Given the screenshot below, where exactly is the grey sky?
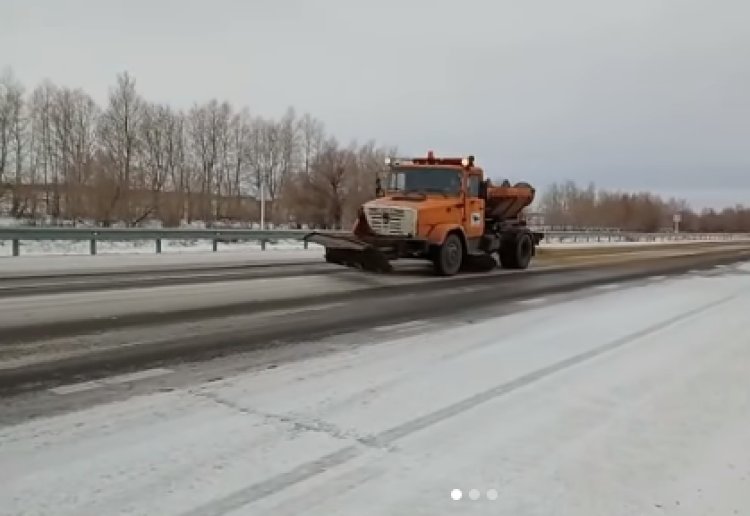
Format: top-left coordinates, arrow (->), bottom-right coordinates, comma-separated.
2,0 -> 748,209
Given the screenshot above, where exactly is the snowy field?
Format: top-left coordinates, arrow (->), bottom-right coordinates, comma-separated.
2,261 -> 750,515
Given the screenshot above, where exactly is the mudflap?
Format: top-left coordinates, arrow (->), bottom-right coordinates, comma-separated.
304,232 -> 394,273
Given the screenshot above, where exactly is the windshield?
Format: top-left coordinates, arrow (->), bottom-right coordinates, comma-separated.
387,167 -> 462,196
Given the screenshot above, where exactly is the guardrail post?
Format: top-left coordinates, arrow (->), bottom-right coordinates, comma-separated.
90,239 -> 97,255
304,239 -> 308,249
155,239 -> 162,254
261,239 -> 267,251
12,239 -> 20,257
212,239 -> 218,252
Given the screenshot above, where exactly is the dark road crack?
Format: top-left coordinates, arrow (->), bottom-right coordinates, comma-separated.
191,390 -> 392,452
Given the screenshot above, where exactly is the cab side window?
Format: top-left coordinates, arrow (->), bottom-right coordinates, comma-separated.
468,175 -> 480,197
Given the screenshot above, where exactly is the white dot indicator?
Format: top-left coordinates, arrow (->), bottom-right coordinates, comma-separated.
451,489 -> 462,501
469,489 -> 480,500
487,488 -> 499,501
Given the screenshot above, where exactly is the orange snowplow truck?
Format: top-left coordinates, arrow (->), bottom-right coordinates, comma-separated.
304,151 -> 544,276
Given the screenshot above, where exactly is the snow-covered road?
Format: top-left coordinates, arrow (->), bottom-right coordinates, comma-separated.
2,262 -> 750,515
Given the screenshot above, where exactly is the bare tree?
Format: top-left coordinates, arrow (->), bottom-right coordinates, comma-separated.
8,70 -> 750,233
229,108 -> 252,199
50,87 -> 98,220
297,112 -> 324,176
309,138 -> 352,228
97,71 -> 145,225
141,102 -> 183,223
5,77 -> 26,216
28,81 -> 59,216
187,100 -> 232,222
0,69 -> 23,197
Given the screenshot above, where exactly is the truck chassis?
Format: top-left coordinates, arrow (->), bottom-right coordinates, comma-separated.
305,218 -> 543,275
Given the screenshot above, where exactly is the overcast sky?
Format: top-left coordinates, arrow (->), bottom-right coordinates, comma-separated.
2,0 -> 748,209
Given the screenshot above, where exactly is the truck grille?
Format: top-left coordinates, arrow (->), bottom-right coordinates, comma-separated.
365,206 -> 415,236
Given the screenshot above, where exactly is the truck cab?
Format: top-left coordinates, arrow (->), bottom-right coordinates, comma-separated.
364,152 -> 487,248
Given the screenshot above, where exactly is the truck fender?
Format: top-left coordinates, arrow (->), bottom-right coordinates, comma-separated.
425,224 -> 466,247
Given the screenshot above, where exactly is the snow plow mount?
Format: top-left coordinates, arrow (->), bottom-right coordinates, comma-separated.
304,232 -> 394,273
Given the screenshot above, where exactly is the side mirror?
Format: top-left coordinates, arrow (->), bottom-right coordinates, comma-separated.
479,180 -> 488,199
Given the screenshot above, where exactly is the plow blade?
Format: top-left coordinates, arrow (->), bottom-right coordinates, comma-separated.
304,232 -> 393,273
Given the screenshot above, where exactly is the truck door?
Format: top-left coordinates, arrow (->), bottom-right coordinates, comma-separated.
465,173 -> 484,240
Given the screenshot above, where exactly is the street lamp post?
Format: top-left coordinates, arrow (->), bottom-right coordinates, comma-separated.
260,179 -> 265,230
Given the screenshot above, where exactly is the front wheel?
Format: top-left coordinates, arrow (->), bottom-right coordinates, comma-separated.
433,233 -> 464,276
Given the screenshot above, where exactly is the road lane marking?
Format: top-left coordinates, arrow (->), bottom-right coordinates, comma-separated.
596,283 -> 622,290
373,320 -> 428,332
259,302 -> 347,319
278,303 -> 346,316
49,367 -> 173,395
49,380 -> 102,395
517,297 -> 547,306
100,367 -> 173,385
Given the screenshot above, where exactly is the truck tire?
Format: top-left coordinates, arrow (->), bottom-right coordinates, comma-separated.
325,249 -> 340,264
499,232 -> 533,269
433,233 -> 464,276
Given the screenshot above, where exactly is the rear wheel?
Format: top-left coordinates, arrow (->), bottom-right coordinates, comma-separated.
433,233 -> 464,276
499,232 -> 534,269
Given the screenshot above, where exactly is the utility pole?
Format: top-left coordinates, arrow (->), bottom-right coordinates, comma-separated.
260,178 -> 265,230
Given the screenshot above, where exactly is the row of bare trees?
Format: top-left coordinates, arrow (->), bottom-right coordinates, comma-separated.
0,68 -> 394,228
536,181 -> 750,232
2,68 -> 748,232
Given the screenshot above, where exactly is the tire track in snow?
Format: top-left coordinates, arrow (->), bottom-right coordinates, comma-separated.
178,292 -> 739,516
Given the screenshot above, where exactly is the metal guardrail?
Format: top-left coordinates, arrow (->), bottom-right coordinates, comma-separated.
0,228 -> 312,256
0,227 -> 748,257
539,231 -> 750,244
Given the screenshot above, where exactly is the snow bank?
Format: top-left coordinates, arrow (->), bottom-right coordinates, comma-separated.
0,247 -> 326,276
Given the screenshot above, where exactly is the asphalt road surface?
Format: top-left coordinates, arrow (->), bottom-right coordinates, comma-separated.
1,240 -> 748,297
2,258 -> 749,515
2,242 -> 750,392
